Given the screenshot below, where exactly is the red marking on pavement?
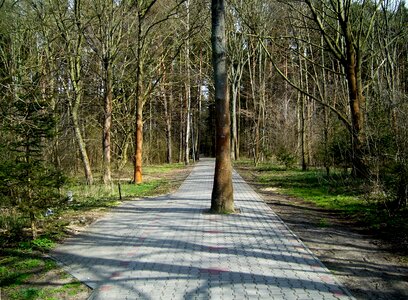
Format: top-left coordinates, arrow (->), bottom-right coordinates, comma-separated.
334,291 -> 344,296
127,252 -> 136,257
199,267 -> 229,275
100,285 -> 112,291
321,275 -> 334,283
119,261 -> 130,267
204,230 -> 222,234
206,246 -> 226,251
110,271 -> 121,278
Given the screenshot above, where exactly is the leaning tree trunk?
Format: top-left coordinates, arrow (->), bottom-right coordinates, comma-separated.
66,0 -> 93,185
71,105 -> 94,185
211,0 -> 234,213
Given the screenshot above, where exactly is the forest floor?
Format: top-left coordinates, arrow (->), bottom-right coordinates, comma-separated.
235,164 -> 408,300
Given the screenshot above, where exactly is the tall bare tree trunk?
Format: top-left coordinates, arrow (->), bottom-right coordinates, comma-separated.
184,0 -> 191,165
69,0 -> 93,185
102,60 -> 113,184
134,97 -> 143,184
231,60 -> 244,161
344,28 -> 368,178
211,0 -> 234,213
134,15 -> 144,184
162,61 -> 173,164
195,50 -> 203,161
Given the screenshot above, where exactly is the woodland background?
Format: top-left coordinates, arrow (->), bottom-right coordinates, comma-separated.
0,0 -> 407,239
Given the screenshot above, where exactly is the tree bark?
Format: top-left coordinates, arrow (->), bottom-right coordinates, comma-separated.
134,97 -> 143,183
184,0 -> 191,165
163,76 -> 172,164
71,106 -> 93,185
102,59 -> 113,184
211,0 -> 234,213
195,49 -> 203,161
68,0 -> 93,185
344,27 -> 369,178
133,11 -> 144,184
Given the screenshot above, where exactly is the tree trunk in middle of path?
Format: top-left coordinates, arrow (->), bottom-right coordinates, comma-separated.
210,0 -> 234,214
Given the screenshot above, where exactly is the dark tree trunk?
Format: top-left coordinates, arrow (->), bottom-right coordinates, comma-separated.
211,0 -> 234,213
344,29 -> 369,179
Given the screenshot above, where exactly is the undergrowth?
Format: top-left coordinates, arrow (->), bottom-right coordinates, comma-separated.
235,160 -> 408,251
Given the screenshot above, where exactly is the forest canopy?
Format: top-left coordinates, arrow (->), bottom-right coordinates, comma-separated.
0,0 -> 407,239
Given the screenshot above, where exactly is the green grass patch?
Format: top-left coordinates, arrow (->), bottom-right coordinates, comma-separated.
143,162 -> 185,174
318,218 -> 330,228
8,287 -> 41,300
6,282 -> 84,300
235,160 -> 408,236
249,163 -> 366,213
0,250 -> 53,288
0,248 -> 86,300
63,162 -> 187,208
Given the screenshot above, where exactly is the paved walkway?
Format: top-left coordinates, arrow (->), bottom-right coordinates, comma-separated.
52,159 -> 354,300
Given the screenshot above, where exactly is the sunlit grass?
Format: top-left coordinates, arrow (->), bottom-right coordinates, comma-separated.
236,160 -> 408,245
234,160 -> 386,225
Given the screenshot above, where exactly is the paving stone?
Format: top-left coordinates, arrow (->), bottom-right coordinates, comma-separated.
51,158 -> 354,300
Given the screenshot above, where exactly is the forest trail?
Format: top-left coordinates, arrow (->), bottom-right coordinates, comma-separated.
52,158 -> 354,299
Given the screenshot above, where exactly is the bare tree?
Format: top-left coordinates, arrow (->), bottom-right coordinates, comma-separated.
211,0 -> 234,213
53,0 -> 94,184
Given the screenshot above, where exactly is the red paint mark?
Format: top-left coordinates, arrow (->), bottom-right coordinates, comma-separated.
110,271 -> 121,278
334,291 -> 344,296
321,275 -> 334,283
199,267 -> 229,275
204,230 -> 222,234
206,246 -> 225,251
127,252 -> 136,257
100,285 -> 112,291
119,261 -> 130,267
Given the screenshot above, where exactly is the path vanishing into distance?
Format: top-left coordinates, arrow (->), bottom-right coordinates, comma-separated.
52,158 -> 354,300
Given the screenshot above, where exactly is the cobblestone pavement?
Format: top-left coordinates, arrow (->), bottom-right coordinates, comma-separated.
52,159 -> 354,300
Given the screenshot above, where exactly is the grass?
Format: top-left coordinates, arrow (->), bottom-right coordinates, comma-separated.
1,248 -> 56,290
63,162 -> 186,205
236,160 -> 365,210
5,281 -> 85,300
235,160 -> 408,240
0,161 -> 191,299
